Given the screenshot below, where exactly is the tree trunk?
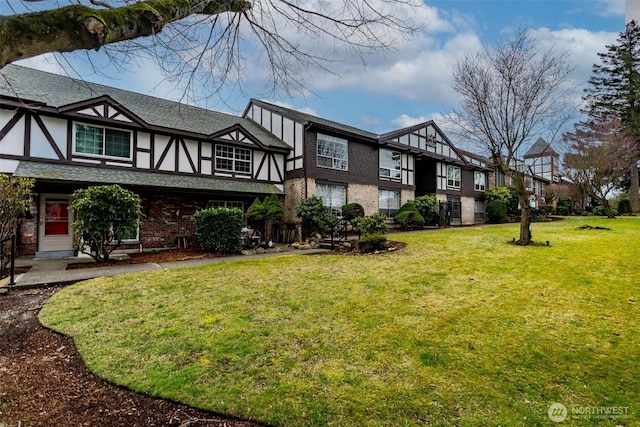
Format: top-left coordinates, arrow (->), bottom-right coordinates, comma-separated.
630,161 -> 640,212
0,0 -> 251,68
518,203 -> 533,245
602,200 -> 617,218
515,174 -> 532,245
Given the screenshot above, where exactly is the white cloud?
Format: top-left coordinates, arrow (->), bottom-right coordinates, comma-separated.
15,53 -> 65,75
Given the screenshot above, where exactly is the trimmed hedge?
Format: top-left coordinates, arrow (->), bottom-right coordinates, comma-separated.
194,207 -> 243,254
487,200 -> 507,223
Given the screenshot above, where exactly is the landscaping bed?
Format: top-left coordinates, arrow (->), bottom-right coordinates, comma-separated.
0,286 -> 263,427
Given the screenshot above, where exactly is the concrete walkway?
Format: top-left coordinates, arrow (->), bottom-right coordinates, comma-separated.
2,248 -> 329,292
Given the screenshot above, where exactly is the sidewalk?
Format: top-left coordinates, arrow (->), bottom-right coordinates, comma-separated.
2,248 -> 329,292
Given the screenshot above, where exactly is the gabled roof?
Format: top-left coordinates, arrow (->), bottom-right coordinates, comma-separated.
524,137 -> 558,158
0,65 -> 289,151
247,99 -> 378,141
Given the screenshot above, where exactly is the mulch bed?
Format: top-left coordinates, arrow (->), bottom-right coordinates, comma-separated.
0,287 -> 264,427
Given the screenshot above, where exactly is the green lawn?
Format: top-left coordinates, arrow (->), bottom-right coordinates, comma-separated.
40,217 -> 640,426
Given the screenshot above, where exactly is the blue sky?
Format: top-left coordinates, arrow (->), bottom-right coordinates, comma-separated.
15,0 -> 629,148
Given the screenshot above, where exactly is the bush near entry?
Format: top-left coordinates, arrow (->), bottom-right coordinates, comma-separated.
194,207 -> 243,254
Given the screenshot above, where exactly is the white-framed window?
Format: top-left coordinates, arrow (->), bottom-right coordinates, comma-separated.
216,145 -> 251,173
206,200 -> 245,210
317,134 -> 348,170
496,171 -> 506,187
474,171 -> 486,191
74,123 -> 131,159
316,184 -> 346,216
379,190 -> 400,218
447,165 -> 461,189
379,149 -> 401,179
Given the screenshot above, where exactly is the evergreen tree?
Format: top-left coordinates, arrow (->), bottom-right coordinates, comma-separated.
584,20 -> 640,211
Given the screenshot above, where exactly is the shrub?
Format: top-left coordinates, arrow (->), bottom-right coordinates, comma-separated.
263,194 -> 285,221
592,205 -> 617,217
70,184 -> 142,263
355,233 -> 387,253
618,199 -> 632,215
194,207 -> 243,254
296,196 -> 337,238
394,210 -> 425,230
341,203 -> 365,221
484,186 -> 519,215
537,203 -> 555,216
557,197 -> 574,215
486,200 -> 507,223
245,197 -> 266,221
413,195 -> 439,224
351,213 -> 388,235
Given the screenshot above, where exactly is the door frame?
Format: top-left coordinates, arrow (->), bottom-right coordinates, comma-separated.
37,193 -> 74,255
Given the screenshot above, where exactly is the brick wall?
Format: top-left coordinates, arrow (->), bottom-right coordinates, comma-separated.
139,195 -> 207,249
348,183 -> 379,215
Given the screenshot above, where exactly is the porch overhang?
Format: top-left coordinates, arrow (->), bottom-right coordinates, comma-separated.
13,161 -> 283,195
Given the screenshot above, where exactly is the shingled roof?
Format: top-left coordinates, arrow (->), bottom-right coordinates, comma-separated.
524,137 -> 558,158
13,161 -> 283,195
0,65 -> 289,150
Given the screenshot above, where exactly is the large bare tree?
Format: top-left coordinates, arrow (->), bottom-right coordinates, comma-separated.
0,0 -> 421,100
449,29 -> 576,245
563,117 -> 634,218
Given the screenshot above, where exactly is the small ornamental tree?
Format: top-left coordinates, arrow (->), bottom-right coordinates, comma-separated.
194,207 -> 243,254
70,184 -> 142,263
341,203 -> 365,221
0,175 -> 34,242
295,196 -> 336,239
1,175 -> 34,273
263,194 -> 285,242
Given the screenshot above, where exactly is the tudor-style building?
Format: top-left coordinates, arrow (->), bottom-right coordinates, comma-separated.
1,65 -> 493,257
243,100 -> 491,226
0,65 -> 287,257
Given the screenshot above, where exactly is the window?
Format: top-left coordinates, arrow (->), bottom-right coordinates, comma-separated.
317,134 -> 348,170
474,200 -> 485,222
118,225 -> 139,243
379,190 -> 400,218
447,165 -> 461,189
216,145 -> 251,173
206,200 -> 245,210
496,171 -> 506,187
74,123 -> 131,159
379,149 -> 401,179
316,184 -> 346,216
474,171 -> 486,191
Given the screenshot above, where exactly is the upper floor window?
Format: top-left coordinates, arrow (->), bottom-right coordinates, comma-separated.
379,149 -> 401,179
74,123 -> 131,159
447,165 -> 461,190
474,171 -> 486,191
216,145 -> 251,173
316,184 -> 346,216
317,134 -> 348,170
